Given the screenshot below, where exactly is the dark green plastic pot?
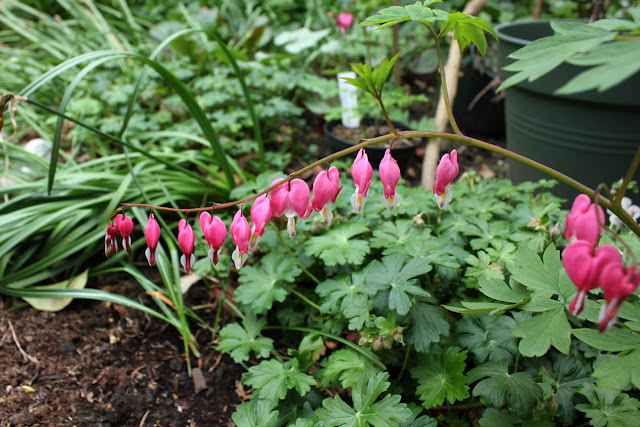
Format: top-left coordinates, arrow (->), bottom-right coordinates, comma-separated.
496,20 -> 640,202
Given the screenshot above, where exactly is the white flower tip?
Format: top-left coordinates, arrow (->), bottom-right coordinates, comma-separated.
435,186 -> 453,209
351,192 -> 367,213
321,206 -> 333,226
287,217 -> 297,238
232,246 -> 247,270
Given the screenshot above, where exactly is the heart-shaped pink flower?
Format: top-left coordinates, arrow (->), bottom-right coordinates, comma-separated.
433,149 -> 459,209
309,166 -> 342,225
351,148 -> 373,213
563,240 -> 621,315
564,194 -> 605,247
269,178 -> 310,237
178,219 -> 196,272
599,263 -> 640,332
199,212 -> 227,265
379,149 -> 401,211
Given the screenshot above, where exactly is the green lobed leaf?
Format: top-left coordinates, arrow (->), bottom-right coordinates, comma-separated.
478,408 -> 514,427
320,348 -> 379,389
591,350 -> 640,390
440,12 -> 497,56
467,360 -> 542,418
242,358 -> 316,402
364,253 -> 431,316
305,222 -> 370,266
512,305 -> 572,356
576,383 -> 640,427
572,327 -> 640,352
456,314 -> 518,363
231,399 -> 279,427
216,316 -> 274,363
316,372 -> 411,426
406,300 -> 450,352
358,1 -> 447,30
235,252 -> 302,314
498,23 -> 616,91
411,347 -> 469,408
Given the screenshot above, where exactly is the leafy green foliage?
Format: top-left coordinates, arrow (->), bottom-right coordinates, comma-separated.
345,52 -> 402,98
305,222 -> 371,266
235,252 -> 302,314
439,12 -> 497,56
406,299 -> 450,352
510,244 -> 574,356
364,253 -> 431,316
242,358 -> 316,402
411,347 -> 469,408
536,353 -> 593,425
320,348 -> 380,389
576,383 -> 640,427
358,0 -> 496,55
216,316 -> 274,363
316,372 -> 411,426
456,314 -> 518,363
499,11 -> 640,94
468,360 -> 542,418
231,399 -> 279,427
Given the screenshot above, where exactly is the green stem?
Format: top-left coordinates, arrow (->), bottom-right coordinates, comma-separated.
376,97 -> 401,138
272,222 -> 321,285
277,283 -> 321,312
264,325 -> 386,370
397,343 -> 412,381
429,26 -> 462,135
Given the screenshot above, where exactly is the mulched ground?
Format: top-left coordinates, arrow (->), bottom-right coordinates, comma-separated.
0,273 -> 243,427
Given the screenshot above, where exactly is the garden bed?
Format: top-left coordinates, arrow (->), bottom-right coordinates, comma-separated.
0,274 -> 242,426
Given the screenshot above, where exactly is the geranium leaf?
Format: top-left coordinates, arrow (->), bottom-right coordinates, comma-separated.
411,347 -> 469,408
231,399 -> 279,427
305,222 -> 370,266
216,316 -> 274,363
316,372 -> 411,426
235,252 -> 301,314
512,305 -> 572,356
468,360 -> 542,418
456,314 -> 518,363
591,350 -> 640,390
576,383 -> 640,427
243,358 -> 316,401
320,348 -> 380,389
406,300 -> 450,352
364,253 -> 431,315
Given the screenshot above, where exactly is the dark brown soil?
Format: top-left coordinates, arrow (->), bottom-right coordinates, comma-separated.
0,273 -> 243,426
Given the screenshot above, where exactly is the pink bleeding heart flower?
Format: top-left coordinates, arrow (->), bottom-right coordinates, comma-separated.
269,178 -> 310,238
115,214 -> 134,254
199,212 -> 227,265
336,12 -> 354,32
250,194 -> 272,249
178,219 -> 196,272
351,148 -> 373,213
230,210 -> 252,270
598,262 -> 640,332
379,149 -> 401,211
145,213 -> 161,267
565,194 -> 605,247
563,241 -> 622,316
309,166 -> 343,226
433,149 -> 459,209
104,224 -> 118,257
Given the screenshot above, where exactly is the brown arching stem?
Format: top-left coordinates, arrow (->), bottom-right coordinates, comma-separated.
112,129 -> 640,240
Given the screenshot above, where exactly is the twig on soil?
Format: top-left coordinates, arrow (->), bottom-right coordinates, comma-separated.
8,320 -> 39,364
209,352 -> 223,373
139,410 -> 150,427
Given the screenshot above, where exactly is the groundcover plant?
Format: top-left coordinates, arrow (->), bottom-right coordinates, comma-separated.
2,1 -> 640,426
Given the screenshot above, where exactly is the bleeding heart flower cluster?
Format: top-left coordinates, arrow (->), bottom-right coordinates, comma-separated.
105,148 -> 443,273
562,194 -> 640,332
